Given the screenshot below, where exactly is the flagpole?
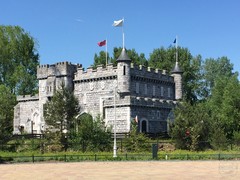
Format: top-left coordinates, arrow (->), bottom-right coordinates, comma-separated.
106,38 -> 108,66
122,18 -> 124,49
175,35 -> 178,63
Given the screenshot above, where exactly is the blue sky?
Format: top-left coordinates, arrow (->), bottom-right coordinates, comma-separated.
1,0 -> 240,73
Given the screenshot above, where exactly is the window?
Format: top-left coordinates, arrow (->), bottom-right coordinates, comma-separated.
123,65 -> 126,75
160,86 -> 164,96
157,110 -> 162,119
153,85 -> 156,96
167,87 -> 171,98
144,84 -> 147,95
136,82 -> 139,94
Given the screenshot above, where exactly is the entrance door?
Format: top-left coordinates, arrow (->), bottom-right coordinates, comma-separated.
141,120 -> 147,133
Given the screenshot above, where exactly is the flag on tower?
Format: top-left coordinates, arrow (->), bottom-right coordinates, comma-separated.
173,38 -> 176,43
98,40 -> 106,47
113,19 -> 123,27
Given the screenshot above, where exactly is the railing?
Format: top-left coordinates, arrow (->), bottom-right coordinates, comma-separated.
1,153 -> 240,164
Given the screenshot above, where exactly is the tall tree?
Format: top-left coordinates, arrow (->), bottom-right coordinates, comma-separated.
0,26 -> 39,95
93,51 -> 110,68
208,74 -> 240,139
93,47 -> 148,68
170,101 -> 210,150
0,85 -> 16,144
149,47 -> 203,103
44,84 -> 80,146
202,57 -> 235,98
70,114 -> 112,152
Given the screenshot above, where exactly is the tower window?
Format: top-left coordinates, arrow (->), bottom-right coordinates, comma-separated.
153,85 -> 156,96
123,65 -> 126,75
161,86 -> 164,96
167,87 -> 171,98
136,82 -> 139,94
144,84 -> 147,95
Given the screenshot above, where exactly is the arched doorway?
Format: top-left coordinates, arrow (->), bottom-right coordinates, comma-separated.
32,111 -> 40,134
141,120 -> 147,133
140,118 -> 148,133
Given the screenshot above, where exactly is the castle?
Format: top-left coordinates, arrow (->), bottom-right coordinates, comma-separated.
13,48 -> 183,135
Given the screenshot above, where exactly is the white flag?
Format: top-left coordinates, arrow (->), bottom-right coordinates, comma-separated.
113,19 -> 123,27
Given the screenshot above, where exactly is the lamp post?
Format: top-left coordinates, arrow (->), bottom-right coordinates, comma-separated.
63,129 -> 68,152
113,87 -> 117,158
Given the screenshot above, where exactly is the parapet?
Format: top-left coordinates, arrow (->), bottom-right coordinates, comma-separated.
37,61 -> 82,79
130,63 -> 173,82
17,94 -> 39,102
74,63 -> 117,81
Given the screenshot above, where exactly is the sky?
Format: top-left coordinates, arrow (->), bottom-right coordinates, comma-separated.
1,0 -> 240,74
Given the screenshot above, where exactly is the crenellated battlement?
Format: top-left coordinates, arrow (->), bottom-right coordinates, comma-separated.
17,94 -> 39,102
130,63 -> 173,82
74,63 -> 117,81
37,61 -> 82,79
74,62 -> 174,82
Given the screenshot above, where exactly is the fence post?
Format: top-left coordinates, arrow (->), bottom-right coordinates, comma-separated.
152,144 -> 158,159
32,155 -> 35,163
95,154 -> 97,161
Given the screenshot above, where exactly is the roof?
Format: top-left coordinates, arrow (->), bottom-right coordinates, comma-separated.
171,62 -> 183,74
117,48 -> 131,62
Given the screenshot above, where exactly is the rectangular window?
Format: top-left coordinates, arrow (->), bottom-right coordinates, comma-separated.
123,65 -> 126,75
167,87 -> 171,98
161,86 -> 164,96
153,85 -> 156,96
136,82 -> 139,94
144,84 -> 147,95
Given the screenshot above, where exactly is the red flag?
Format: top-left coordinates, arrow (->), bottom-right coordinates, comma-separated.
98,40 -> 106,47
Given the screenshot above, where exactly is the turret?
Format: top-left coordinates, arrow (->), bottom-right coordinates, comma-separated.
117,48 -> 131,93
171,61 -> 183,100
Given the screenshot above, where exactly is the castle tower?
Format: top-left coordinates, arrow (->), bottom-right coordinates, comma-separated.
117,48 -> 131,93
171,61 -> 183,100
37,62 -> 80,131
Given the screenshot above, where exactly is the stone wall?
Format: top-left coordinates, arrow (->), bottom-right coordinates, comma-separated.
13,58 -> 181,135
13,97 -> 40,134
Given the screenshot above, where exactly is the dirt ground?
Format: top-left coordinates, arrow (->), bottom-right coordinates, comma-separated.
0,161 -> 239,179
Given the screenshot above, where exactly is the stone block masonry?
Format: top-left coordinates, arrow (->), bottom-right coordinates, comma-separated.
13,49 -> 182,135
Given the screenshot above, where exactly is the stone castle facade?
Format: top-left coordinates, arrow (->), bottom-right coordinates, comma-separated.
13,48 -> 183,135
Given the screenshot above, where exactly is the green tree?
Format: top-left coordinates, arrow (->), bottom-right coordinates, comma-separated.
70,114 -> 112,152
113,47 -> 148,66
208,74 -> 240,139
202,57 -> 235,98
93,51 -> 110,68
170,101 -> 210,150
149,47 -> 203,103
0,25 -> 39,95
210,125 -> 228,150
124,120 -> 151,152
93,47 -> 148,68
44,84 -> 80,147
0,85 -> 16,144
